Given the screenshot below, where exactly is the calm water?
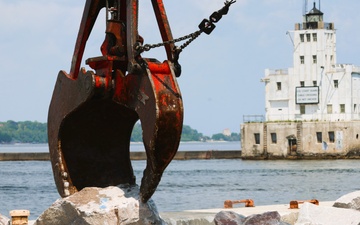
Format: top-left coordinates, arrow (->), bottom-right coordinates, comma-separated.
1,143 -> 360,220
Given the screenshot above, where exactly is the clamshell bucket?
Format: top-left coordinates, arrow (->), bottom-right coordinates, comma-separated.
48,0 -> 183,203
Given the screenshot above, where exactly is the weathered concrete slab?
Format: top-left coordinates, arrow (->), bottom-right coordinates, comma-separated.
295,202 -> 360,225
161,202 -> 334,225
0,151 -> 241,161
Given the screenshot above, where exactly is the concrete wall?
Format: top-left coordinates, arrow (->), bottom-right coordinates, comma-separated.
241,123 -> 265,158
0,151 -> 242,161
241,121 -> 360,159
266,122 -> 298,156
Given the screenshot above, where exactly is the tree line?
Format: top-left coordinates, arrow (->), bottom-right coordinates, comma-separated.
0,121 -> 240,144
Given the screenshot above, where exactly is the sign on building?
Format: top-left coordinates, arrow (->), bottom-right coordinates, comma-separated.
295,86 -> 319,104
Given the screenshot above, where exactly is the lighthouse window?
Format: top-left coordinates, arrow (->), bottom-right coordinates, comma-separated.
306,33 -> 311,42
271,133 -> 277,144
300,34 -> 304,42
300,56 -> 304,64
340,104 -> 345,113
254,133 -> 260,144
276,82 -> 282,90
313,80 -> 317,86
313,55 -> 317,64
316,132 -> 322,143
312,33 -> 317,42
300,81 -> 305,87
328,132 -> 335,143
334,80 -> 338,88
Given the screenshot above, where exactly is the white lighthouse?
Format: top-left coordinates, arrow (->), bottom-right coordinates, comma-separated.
264,2 -> 360,122
241,2 -> 360,159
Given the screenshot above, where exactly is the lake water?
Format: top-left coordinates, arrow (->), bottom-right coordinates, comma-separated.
1,143 -> 360,220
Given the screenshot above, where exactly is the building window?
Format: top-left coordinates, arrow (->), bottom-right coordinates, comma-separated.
276,82 -> 281,91
312,33 -> 317,42
300,81 -> 305,87
328,131 -> 335,143
300,56 -> 304,64
306,33 -> 311,42
254,133 -> 260,144
271,133 -> 277,144
300,105 -> 305,114
340,104 -> 345,113
334,80 -> 338,88
327,104 -> 332,113
354,104 -> 357,113
300,34 -> 304,42
316,132 -> 322,143
313,80 -> 317,86
313,55 -> 317,64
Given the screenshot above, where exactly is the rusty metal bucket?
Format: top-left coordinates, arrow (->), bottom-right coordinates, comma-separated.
48,0 -> 183,203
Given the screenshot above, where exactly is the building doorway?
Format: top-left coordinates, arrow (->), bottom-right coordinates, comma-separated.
286,135 -> 297,155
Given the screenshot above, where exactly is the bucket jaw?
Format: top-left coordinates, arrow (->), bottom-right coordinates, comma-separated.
48,0 -> 183,203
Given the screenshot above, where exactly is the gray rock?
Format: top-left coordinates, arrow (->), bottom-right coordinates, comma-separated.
34,185 -> 165,225
280,212 -> 298,225
214,210 -> 246,225
242,211 -> 288,225
213,211 -> 289,225
0,213 -> 9,225
295,202 -> 360,225
333,190 -> 360,210
162,211 -> 215,225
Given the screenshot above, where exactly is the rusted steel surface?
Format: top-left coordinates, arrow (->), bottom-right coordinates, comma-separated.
289,199 -> 319,209
48,0 -> 182,203
224,199 -> 255,208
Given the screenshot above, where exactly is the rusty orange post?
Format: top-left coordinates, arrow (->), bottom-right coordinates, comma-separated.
289,199 -> 319,209
224,199 -> 255,208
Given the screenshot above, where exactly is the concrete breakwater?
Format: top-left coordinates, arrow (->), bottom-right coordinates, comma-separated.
0,150 -> 241,161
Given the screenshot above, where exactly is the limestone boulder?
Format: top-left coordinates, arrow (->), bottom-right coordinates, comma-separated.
213,210 -> 245,225
0,213 -> 9,225
214,211 -> 289,225
34,185 -> 165,225
242,211 -> 289,225
333,190 -> 360,210
295,202 -> 360,225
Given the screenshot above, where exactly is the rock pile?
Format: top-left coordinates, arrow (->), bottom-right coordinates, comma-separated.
213,191 -> 360,225
33,185 -> 165,225
3,189 -> 360,224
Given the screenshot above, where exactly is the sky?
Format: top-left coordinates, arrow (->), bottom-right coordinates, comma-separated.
1,0 -> 360,136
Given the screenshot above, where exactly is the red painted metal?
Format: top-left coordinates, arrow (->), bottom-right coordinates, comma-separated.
289,199 -> 319,209
48,0 -> 183,203
224,199 -> 255,208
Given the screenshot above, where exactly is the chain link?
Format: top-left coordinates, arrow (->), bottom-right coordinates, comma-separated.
136,0 -> 235,55
137,30 -> 202,54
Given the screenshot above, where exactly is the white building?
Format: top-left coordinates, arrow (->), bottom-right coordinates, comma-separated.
241,3 -> 360,159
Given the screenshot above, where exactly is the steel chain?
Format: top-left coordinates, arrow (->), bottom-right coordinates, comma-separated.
136,0 -> 235,55
138,30 -> 202,53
